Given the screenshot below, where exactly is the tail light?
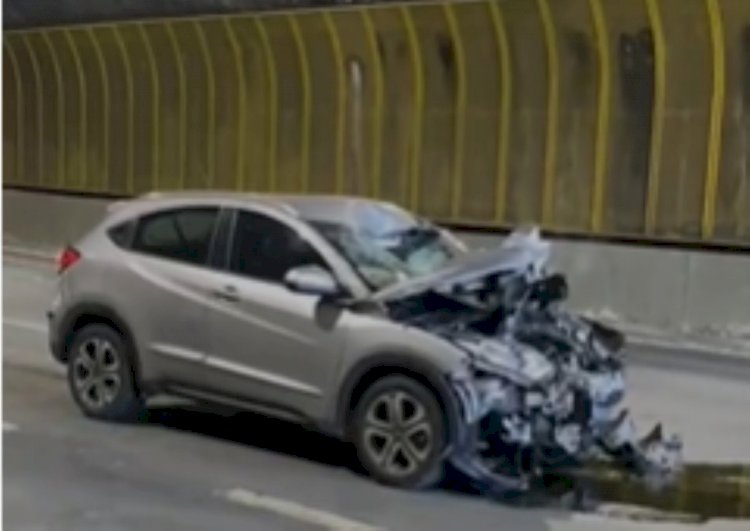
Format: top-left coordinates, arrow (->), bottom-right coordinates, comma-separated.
57,246 -> 81,274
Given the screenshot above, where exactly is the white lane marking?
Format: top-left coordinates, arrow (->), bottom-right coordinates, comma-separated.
3,318 -> 47,334
224,488 -> 384,531
3,422 -> 19,432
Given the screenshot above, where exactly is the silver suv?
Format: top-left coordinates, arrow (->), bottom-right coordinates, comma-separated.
49,192 -> 473,489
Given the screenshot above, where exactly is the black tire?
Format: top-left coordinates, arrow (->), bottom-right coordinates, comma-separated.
67,324 -> 143,422
351,375 -> 446,490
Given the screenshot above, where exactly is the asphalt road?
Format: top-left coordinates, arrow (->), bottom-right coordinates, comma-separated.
4,257 -> 750,531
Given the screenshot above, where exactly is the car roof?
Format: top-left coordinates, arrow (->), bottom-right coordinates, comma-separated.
108,191 -> 418,232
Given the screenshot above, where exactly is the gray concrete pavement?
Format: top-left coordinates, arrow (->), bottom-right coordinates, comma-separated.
4,257 -> 750,530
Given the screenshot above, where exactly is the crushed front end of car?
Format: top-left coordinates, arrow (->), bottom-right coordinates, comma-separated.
446,316 -> 683,495
383,228 -> 683,495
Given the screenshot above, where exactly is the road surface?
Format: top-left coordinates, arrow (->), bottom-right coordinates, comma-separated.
4,257 -> 750,530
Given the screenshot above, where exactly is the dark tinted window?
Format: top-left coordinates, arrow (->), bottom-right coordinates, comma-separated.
133,208 -> 219,265
108,221 -> 135,248
230,211 -> 327,282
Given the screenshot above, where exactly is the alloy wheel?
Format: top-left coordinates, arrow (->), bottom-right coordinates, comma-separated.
72,337 -> 123,411
361,390 -> 434,478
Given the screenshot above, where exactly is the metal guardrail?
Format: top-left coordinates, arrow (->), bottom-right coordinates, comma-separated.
3,0 -> 750,245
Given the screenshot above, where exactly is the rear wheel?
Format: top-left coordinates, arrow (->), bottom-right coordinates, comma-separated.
351,375 -> 446,490
67,324 -> 143,422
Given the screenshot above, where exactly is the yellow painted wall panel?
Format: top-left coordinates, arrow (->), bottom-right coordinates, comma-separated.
227,16 -> 275,192
71,28 -> 107,192
600,0 -> 651,235
47,29 -> 86,191
3,39 -> 20,185
714,0 -> 750,239
656,0 -> 713,239
502,0 -> 548,226
409,4 -> 453,219
198,19 -> 240,191
116,24 -> 157,194
546,0 -> 598,231
90,27 -> 128,195
368,7 -> 410,206
3,0 -> 750,246
263,16 -> 304,193
298,13 -> 338,195
10,36 -> 38,188
329,10 -> 375,196
454,1 -> 503,222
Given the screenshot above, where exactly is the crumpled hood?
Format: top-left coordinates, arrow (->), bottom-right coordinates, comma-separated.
373,227 -> 550,302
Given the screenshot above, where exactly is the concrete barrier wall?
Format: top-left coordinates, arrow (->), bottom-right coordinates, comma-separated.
463,231 -> 750,338
3,189 -> 110,251
5,189 -> 749,338
4,0 -> 750,246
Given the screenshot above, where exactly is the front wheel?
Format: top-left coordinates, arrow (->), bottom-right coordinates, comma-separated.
351,375 -> 446,490
67,324 -> 143,422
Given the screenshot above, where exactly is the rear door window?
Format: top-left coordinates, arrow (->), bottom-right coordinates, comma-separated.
132,208 -> 219,266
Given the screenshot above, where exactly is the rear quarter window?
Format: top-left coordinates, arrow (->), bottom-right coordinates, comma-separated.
107,221 -> 135,249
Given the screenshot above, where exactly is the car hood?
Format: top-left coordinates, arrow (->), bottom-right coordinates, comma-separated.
373,227 -> 550,302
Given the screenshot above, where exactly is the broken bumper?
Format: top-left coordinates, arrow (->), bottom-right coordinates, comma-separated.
445,370 -> 684,494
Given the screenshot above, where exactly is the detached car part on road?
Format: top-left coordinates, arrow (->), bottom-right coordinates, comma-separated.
48,192 -> 683,494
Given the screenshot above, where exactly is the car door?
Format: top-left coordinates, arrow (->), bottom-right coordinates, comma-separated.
204,209 -> 350,419
122,206 -> 222,387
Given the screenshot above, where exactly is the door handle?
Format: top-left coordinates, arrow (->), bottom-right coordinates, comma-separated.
211,285 -> 240,303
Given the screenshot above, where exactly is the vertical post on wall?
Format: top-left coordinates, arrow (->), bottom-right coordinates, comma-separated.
138,24 -> 161,193
42,31 -> 65,189
21,33 -> 44,187
488,2 -> 512,223
644,0 -> 667,235
739,33 -> 750,239
289,15 -> 312,193
224,18 -> 248,191
537,0 -> 560,226
194,21 -> 217,189
348,58 -> 366,195
88,28 -> 110,192
113,26 -> 135,194
443,3 -> 468,220
4,37 -> 23,186
165,22 -> 187,190
703,0 -> 726,239
400,5 -> 424,212
254,18 -> 278,193
323,12 -> 346,195
588,0 -> 612,232
64,29 -> 87,190
360,8 -> 384,198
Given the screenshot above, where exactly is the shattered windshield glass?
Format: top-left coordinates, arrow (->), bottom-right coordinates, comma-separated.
310,221 -> 458,289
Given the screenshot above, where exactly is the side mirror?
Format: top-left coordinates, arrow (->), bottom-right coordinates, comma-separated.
283,265 -> 341,297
